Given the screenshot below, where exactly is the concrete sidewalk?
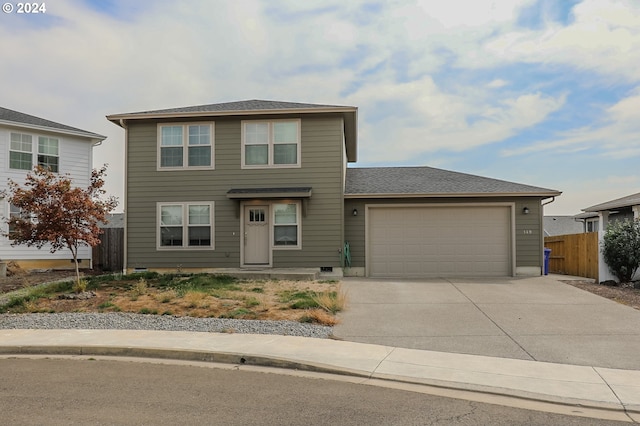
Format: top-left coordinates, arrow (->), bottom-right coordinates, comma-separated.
0,329 -> 638,422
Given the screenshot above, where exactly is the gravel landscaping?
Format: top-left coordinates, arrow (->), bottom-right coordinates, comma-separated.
0,312 -> 333,338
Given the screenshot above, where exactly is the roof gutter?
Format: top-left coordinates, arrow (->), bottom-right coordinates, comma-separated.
542,196 -> 556,206
344,192 -> 562,199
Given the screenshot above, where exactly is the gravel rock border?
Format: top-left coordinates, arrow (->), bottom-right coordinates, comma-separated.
0,312 -> 333,339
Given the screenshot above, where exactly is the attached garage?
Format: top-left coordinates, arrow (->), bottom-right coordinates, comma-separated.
344,167 -> 562,278
367,205 -> 513,277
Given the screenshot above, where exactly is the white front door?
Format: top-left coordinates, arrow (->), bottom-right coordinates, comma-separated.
244,205 -> 270,265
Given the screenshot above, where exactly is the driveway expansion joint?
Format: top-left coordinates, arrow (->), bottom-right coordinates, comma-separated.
445,278 -> 537,362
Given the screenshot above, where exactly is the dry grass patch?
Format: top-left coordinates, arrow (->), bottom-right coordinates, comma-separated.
313,283 -> 347,314
155,289 -> 177,303
1,273 -> 346,326
300,308 -> 340,326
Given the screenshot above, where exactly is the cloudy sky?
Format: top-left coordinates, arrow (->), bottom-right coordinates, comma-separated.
1,0 -> 639,215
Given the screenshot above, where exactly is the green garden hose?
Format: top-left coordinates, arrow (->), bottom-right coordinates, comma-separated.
344,241 -> 351,267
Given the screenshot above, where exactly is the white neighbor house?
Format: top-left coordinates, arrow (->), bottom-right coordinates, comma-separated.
0,107 -> 106,270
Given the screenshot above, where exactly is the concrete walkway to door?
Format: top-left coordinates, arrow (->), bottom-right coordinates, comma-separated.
333,275 -> 640,370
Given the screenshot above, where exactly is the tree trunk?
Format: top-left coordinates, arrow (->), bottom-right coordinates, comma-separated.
68,242 -> 80,286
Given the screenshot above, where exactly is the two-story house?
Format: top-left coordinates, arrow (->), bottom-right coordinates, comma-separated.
0,107 -> 106,270
107,100 -> 560,278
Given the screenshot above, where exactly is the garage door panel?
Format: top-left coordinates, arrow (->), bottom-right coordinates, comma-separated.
368,206 -> 511,277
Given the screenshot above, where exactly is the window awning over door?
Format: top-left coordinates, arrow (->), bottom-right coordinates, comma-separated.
226,187 -> 312,199
226,187 -> 312,217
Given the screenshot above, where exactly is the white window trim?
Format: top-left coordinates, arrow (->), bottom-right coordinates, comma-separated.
8,132 -> 61,173
241,119 -> 301,169
37,136 -> 60,173
156,201 -> 215,250
271,201 -> 302,250
9,132 -> 33,171
157,122 -> 215,171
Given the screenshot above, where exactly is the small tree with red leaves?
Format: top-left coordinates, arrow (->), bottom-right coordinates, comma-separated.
2,165 -> 118,285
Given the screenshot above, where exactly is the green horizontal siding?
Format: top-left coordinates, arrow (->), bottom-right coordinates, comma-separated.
126,115 -> 345,269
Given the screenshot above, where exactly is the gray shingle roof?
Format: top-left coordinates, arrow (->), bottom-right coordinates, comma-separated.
345,167 -> 561,196
110,99 -> 355,117
544,216 -> 584,236
100,213 -> 124,229
107,99 -> 359,162
583,192 -> 640,212
0,107 -> 105,139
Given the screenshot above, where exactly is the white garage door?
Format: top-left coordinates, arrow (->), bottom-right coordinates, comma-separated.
368,206 -> 512,277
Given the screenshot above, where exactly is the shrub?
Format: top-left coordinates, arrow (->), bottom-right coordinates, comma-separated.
73,279 -> 88,293
132,278 -> 148,296
312,284 -> 348,314
602,219 -> 640,283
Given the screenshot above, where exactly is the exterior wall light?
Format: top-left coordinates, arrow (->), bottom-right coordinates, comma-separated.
523,207 -> 530,215
352,208 -> 358,216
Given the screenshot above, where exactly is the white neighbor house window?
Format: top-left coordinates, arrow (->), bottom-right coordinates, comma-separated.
242,120 -> 300,168
7,203 -> 22,239
273,202 -> 300,248
38,137 -> 59,172
158,202 -> 214,249
158,123 -> 213,169
10,133 -> 59,172
9,133 -> 33,170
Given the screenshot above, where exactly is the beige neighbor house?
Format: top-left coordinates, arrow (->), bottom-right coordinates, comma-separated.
0,107 -> 106,270
107,100 -> 561,278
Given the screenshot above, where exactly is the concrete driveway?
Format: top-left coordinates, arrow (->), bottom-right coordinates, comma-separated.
333,275 -> 640,370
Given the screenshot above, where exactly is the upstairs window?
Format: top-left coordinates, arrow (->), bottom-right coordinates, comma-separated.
38,137 -> 59,172
158,123 -> 213,169
242,120 -> 300,168
9,133 -> 33,170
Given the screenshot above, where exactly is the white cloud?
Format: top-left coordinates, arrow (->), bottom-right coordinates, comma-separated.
486,79 -> 509,88
349,78 -> 565,162
480,0 -> 640,82
502,86 -> 640,158
413,0 -> 535,28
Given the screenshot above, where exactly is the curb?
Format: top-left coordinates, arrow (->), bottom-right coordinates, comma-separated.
1,343 -> 637,421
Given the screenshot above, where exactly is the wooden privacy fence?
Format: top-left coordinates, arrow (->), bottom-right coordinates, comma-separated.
92,228 -> 124,272
544,232 -> 599,281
